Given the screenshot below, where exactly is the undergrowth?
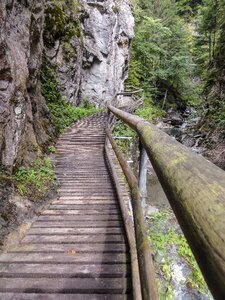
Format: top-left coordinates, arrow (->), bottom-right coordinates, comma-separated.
14,157 -> 57,201
148,210 -> 210,299
41,57 -> 101,133
113,98 -> 164,153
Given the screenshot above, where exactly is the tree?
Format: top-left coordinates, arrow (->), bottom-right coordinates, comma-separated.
127,0 -> 194,107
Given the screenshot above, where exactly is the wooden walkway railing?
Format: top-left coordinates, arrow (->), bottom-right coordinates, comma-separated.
108,105 -> 225,300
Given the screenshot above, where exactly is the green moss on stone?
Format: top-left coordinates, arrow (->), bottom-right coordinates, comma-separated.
44,0 -> 82,48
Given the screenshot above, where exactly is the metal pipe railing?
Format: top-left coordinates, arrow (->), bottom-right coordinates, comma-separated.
108,105 -> 225,300
105,129 -> 159,300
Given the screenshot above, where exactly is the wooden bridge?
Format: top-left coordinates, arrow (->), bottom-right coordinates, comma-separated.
0,107 -> 224,299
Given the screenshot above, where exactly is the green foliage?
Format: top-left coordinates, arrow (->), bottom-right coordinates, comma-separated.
113,121 -> 136,154
192,0 -> 225,127
148,210 -> 210,296
41,57 -> 100,133
128,0 -> 195,108
48,145 -> 56,153
113,98 -> 164,153
135,99 -> 165,121
14,157 -> 57,200
176,0 -> 203,19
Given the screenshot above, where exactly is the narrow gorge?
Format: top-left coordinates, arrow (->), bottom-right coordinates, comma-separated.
0,0 -> 134,170
0,0 -> 134,244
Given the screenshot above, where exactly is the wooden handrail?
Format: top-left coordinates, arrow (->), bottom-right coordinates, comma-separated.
104,146 -> 142,300
108,105 -> 225,300
105,129 -> 159,300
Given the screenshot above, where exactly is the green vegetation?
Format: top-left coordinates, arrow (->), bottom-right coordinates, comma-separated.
113,121 -> 136,153
14,157 -> 57,201
148,210 -> 210,298
113,98 -> 164,153
128,0 -> 195,109
41,57 -> 100,133
129,0 -> 225,128
48,145 -> 56,153
193,0 -> 225,130
44,0 -> 82,48
135,101 -> 165,122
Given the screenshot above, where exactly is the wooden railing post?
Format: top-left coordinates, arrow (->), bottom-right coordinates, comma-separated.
104,146 -> 142,300
107,105 -> 225,300
138,144 -> 148,211
105,129 -> 159,300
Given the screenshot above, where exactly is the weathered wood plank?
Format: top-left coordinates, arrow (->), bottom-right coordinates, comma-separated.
37,215 -> 121,221
0,293 -> 129,300
32,221 -> 123,228
0,278 -> 130,294
22,235 -> 126,244
8,243 -> 128,253
51,200 -> 117,205
28,227 -> 124,235
49,204 -> 118,210
0,263 -> 130,278
42,210 -> 119,215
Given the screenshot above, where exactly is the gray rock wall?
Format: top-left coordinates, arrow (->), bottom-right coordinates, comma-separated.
0,0 -> 54,170
0,0 -> 134,169
80,0 -> 134,105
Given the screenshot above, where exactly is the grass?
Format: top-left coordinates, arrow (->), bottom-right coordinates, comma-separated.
14,157 -> 57,201
148,210 -> 211,299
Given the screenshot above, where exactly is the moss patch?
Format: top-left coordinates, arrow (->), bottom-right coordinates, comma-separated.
44,0 -> 82,48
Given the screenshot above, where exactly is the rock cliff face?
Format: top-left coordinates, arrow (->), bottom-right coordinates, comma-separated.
45,0 -> 134,106
0,0 -> 134,170
0,0 -> 54,170
79,0 -> 134,105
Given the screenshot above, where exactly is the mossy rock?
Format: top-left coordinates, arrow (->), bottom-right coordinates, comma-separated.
44,1 -> 82,48
44,3 -> 66,47
62,41 -> 77,62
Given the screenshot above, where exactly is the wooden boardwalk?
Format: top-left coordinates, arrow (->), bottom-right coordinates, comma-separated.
0,113 -> 131,299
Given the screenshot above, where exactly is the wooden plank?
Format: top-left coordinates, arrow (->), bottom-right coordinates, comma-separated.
51,200 -> 117,205
32,221 -> 123,228
0,293 -> 129,299
58,184 -> 114,188
42,210 -> 119,215
0,253 -> 129,264
49,205 -> 118,210
0,278 -> 130,294
0,263 -> 130,278
56,196 -> 116,200
22,235 -> 126,244
58,192 -> 116,196
58,190 -> 114,193
37,215 -> 121,221
28,227 -> 124,235
8,243 -> 128,253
